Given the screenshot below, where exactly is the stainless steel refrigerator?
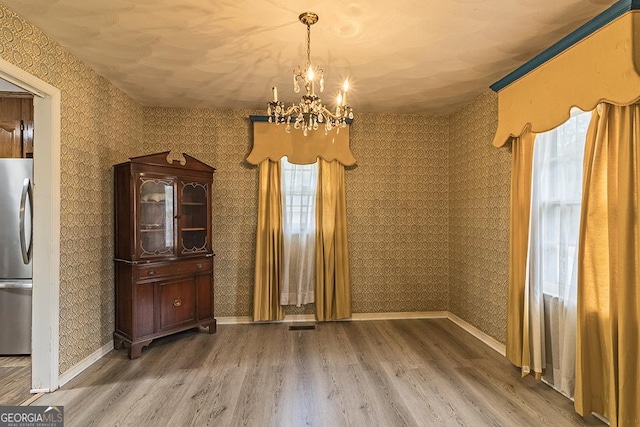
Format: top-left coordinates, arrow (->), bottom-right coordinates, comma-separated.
0,158 -> 33,355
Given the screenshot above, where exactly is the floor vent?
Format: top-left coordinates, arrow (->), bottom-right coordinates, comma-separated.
289,324 -> 316,331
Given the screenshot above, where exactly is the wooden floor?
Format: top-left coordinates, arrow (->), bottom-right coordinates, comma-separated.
0,356 -> 32,405
33,319 -> 604,426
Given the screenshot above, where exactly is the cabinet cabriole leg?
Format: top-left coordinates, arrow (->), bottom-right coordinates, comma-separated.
129,339 -> 153,359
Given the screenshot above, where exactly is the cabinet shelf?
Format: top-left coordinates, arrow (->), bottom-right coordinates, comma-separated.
141,200 -> 166,204
182,227 -> 206,232
140,228 -> 166,233
182,202 -> 206,206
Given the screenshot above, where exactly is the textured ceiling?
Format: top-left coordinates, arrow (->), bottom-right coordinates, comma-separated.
1,0 -> 617,114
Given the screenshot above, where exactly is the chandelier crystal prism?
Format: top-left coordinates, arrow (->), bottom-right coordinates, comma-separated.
267,12 -> 353,136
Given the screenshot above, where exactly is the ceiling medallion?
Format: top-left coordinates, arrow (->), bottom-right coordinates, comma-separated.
267,12 -> 353,136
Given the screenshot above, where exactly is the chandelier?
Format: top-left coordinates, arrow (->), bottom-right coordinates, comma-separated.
267,12 -> 353,136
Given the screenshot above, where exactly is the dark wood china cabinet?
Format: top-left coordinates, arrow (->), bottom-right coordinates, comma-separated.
113,151 -> 216,359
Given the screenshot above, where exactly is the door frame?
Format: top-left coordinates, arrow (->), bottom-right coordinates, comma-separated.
0,57 -> 61,392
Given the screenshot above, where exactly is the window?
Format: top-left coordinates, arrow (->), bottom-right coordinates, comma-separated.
280,157 -> 317,306
526,109 -> 591,396
534,110 -> 591,298
281,158 -> 317,234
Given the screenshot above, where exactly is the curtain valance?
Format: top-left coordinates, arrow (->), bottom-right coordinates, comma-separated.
492,10 -> 640,148
247,117 -> 356,166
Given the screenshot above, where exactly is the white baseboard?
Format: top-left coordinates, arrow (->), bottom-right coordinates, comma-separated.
216,314 -> 316,325
217,314 -> 317,324
446,312 -> 506,356
352,311 -> 448,321
217,311 -> 449,325
57,341 -> 114,387
217,316 -> 253,324
592,412 -> 610,425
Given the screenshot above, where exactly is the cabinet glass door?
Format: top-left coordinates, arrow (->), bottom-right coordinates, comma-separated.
180,181 -> 208,254
139,176 -> 175,257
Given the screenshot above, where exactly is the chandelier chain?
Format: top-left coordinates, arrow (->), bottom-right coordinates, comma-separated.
306,24 -> 311,69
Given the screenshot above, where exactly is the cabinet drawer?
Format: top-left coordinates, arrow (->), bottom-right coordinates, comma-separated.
137,257 -> 212,280
158,278 -> 197,330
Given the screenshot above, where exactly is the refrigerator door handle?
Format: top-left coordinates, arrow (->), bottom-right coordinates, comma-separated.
19,177 -> 33,265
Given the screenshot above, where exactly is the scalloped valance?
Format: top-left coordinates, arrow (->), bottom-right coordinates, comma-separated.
247,117 -> 356,166
492,8 -> 640,147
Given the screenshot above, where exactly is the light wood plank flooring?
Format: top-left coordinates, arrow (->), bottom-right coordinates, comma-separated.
0,356 -> 32,405
33,319 -> 604,426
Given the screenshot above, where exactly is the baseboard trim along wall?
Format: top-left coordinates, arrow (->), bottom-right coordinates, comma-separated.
446,312 -> 506,356
217,311 -> 451,325
352,311 -> 449,321
57,341 -> 114,388
56,311 -> 505,393
216,315 -> 255,324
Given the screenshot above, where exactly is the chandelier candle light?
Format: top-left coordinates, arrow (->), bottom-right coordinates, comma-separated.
267,12 -> 354,136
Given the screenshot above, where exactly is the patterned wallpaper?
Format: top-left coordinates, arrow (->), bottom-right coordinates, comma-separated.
142,108 -> 259,317
143,109 -> 450,317
448,90 -> 512,343
0,5 -> 143,373
349,114 -> 450,313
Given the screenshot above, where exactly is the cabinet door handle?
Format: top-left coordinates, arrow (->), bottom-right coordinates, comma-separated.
196,263 -> 203,269
173,299 -> 182,307
147,270 -> 155,276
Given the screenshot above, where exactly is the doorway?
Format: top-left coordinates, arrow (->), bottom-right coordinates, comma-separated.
0,87 -> 34,405
0,58 -> 61,396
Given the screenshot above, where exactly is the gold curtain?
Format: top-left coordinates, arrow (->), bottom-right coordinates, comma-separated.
315,159 -> 352,321
506,130 -> 536,368
574,103 -> 640,426
252,159 -> 285,321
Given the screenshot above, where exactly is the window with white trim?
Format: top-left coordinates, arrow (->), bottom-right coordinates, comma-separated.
535,111 -> 591,297
281,158 -> 318,234
280,157 -> 317,306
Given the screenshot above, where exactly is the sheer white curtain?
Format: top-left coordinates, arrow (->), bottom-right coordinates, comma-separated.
524,110 -> 590,396
280,157 -> 317,306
